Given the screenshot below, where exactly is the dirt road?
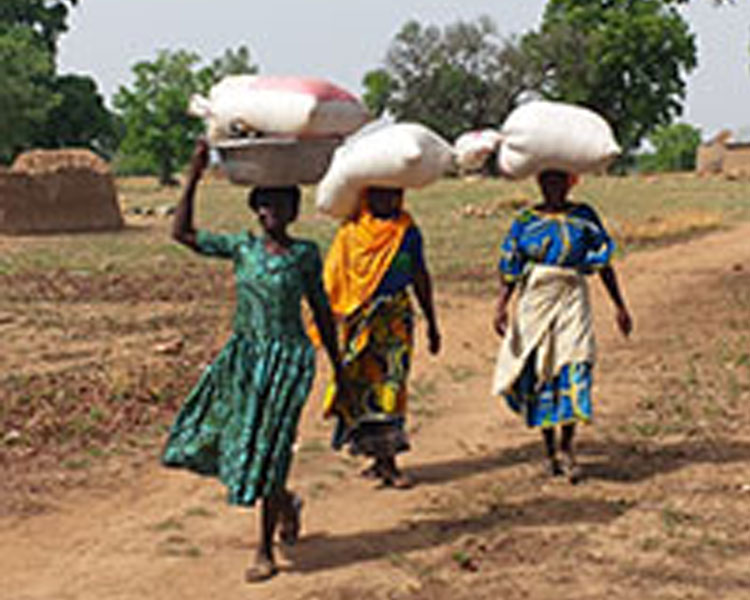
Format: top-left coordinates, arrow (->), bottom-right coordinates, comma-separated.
3,222 -> 750,600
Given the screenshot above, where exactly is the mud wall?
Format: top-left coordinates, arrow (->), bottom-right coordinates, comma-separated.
722,145 -> 750,177
0,169 -> 123,235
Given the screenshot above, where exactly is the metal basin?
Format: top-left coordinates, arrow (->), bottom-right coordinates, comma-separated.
215,137 -> 342,186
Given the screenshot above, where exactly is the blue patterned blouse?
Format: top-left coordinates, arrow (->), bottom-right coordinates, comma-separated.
375,225 -> 426,297
499,204 -> 614,282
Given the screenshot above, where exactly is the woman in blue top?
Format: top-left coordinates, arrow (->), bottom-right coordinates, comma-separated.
492,170 -> 632,483
163,140 -> 342,582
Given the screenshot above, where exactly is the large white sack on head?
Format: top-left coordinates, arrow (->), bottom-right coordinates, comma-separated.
188,75 -> 371,142
316,122 -> 455,219
454,129 -> 503,171
497,101 -> 620,179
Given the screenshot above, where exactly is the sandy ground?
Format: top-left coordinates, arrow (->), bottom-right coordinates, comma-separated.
2,222 -> 750,600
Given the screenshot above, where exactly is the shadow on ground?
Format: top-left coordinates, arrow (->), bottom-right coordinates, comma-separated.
282,435 -> 750,574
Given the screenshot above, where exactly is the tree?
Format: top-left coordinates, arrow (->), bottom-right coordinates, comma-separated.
209,45 -> 257,79
0,0 -> 118,163
0,26 -> 58,163
113,47 -> 259,185
362,17 -> 541,141
361,69 -> 395,118
637,122 -> 702,172
522,0 -> 697,162
0,0 -> 78,53
113,50 -> 211,184
32,74 -> 121,158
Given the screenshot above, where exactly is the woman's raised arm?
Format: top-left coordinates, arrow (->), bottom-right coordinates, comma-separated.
172,139 -> 209,250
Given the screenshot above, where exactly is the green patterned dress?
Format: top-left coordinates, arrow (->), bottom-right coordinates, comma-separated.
162,230 -> 328,506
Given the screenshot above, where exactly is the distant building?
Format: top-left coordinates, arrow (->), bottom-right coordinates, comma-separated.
696,129 -> 750,177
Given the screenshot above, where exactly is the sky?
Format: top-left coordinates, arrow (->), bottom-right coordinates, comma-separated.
57,1 -> 750,141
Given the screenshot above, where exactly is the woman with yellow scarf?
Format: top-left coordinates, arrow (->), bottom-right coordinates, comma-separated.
321,186 -> 441,488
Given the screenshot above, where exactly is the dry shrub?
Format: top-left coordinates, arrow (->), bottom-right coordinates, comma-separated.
455,196 -> 528,219
11,148 -> 110,175
615,210 -> 723,246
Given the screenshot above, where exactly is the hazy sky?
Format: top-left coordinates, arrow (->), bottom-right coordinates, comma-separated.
57,1 -> 750,140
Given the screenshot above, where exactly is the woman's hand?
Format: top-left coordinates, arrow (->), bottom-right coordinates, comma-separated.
616,306 -> 633,337
494,304 -> 509,337
427,322 -> 441,355
494,278 -> 515,337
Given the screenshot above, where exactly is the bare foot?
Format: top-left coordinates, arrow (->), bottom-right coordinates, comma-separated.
380,460 -> 414,489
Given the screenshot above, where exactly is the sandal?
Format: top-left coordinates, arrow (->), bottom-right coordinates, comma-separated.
245,559 -> 278,583
382,469 -> 414,490
279,494 -> 303,546
388,473 -> 414,489
561,453 -> 582,485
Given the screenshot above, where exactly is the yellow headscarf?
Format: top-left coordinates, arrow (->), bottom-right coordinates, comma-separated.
323,202 -> 413,318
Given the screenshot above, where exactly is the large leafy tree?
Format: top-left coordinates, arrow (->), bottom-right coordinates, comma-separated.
113,47 -> 257,185
114,50 -> 212,185
0,0 -> 120,163
32,74 -> 121,158
0,0 -> 77,52
0,26 -> 58,163
362,17 -> 541,141
522,0 -> 697,161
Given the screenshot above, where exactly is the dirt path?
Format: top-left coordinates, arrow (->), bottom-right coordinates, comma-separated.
3,223 -> 750,600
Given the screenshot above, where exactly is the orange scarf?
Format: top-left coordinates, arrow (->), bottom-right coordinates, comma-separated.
324,207 -> 413,318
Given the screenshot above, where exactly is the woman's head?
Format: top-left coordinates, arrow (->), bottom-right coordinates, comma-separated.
248,186 -> 301,233
536,170 -> 578,205
365,186 -> 404,219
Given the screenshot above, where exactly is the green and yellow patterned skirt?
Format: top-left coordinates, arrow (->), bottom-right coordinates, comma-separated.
324,290 -> 414,458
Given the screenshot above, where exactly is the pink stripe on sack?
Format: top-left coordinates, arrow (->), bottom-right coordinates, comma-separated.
246,76 -> 358,102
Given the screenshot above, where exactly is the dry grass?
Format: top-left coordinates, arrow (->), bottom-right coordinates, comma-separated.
613,209 -> 724,247
11,148 -> 110,174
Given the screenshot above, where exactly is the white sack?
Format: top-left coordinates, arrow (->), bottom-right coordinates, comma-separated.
316,122 -> 455,219
188,75 -> 371,142
454,129 -> 502,172
497,101 -> 620,179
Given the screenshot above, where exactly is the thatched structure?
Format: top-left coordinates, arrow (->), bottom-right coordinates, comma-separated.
0,149 -> 123,234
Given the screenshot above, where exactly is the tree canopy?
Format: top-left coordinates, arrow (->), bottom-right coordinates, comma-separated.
113,46 -> 257,184
0,0 -> 121,164
0,26 -> 58,163
32,74 -> 121,158
0,0 -> 77,52
362,17 -> 540,142
522,0 -> 697,161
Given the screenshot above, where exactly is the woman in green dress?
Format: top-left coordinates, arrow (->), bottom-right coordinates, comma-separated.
162,140 -> 342,582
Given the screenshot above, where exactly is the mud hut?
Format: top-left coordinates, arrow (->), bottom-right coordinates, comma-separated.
0,149 -> 123,234
696,129 -> 750,177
